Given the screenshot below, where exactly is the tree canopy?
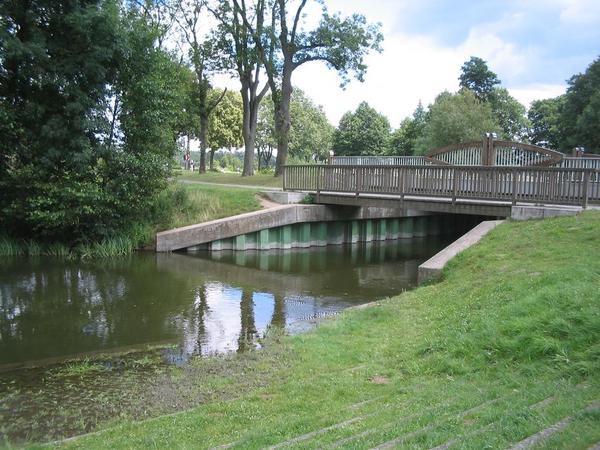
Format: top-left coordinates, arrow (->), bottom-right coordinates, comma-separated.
528,96 -> 564,149
332,102 -> 391,156
415,90 -> 501,154
0,0 -> 188,242
389,102 -> 426,156
560,56 -> 600,153
458,56 -> 500,102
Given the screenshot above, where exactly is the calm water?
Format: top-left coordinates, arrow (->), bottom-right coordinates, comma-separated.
0,238 -> 453,368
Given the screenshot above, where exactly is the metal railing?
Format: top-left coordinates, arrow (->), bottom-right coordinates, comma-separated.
284,165 -> 600,207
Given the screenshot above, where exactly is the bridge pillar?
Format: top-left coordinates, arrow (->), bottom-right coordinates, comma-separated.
350,220 -> 360,243
259,229 -> 270,250
389,218 -> 400,240
282,225 -> 292,249
298,223 -> 311,248
376,220 -> 387,241
311,222 -> 327,247
234,234 -> 246,251
363,220 -> 374,242
399,217 -> 414,238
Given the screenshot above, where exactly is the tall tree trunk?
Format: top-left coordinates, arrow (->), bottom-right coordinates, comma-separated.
209,148 -> 216,170
240,80 -> 263,177
199,113 -> 208,173
257,147 -> 262,171
273,63 -> 293,176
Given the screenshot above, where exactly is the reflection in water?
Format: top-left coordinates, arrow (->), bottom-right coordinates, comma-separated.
0,237 -> 455,367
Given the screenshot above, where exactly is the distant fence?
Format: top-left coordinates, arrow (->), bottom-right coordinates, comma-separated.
330,156 -> 427,166
330,138 -> 600,170
559,156 -> 600,170
284,165 -> 600,207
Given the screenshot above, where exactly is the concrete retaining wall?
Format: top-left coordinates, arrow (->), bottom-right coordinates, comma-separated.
156,204 -> 472,252
417,220 -> 505,284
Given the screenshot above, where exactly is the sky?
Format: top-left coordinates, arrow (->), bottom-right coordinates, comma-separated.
215,0 -> 600,128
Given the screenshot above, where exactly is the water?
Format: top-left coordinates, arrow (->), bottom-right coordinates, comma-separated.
0,237 -> 453,369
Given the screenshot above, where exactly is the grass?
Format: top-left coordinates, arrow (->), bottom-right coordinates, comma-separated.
177,170 -> 283,188
38,211 -> 600,449
52,359 -> 108,378
156,183 -> 262,230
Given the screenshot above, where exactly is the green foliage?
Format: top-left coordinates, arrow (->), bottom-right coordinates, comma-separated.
0,1 -> 187,244
289,89 -> 335,161
389,102 -> 426,156
0,0 -> 122,173
297,11 -> 384,87
415,90 -> 501,154
118,11 -> 189,158
458,56 -> 500,102
528,96 -> 565,149
489,87 -> 530,140
207,89 -> 244,151
332,101 -> 391,156
560,56 -> 600,153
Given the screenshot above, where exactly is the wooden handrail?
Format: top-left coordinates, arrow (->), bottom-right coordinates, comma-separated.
283,165 -> 600,207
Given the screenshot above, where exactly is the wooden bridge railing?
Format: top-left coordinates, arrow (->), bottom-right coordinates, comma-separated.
283,165 -> 600,207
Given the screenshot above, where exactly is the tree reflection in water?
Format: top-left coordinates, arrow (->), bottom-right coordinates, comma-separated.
0,237 -> 453,367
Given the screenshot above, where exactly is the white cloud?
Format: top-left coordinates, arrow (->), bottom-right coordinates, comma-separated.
508,84 -> 566,109
558,0 -> 600,24
208,0 -> 581,129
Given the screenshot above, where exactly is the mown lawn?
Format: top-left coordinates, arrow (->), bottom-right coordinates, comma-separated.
177,170 -> 283,189
45,211 -> 600,449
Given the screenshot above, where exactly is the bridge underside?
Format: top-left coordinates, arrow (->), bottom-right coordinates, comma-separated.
314,193 -> 513,217
310,192 -> 587,221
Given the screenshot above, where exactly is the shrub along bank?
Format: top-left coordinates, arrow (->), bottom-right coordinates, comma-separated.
0,183 -> 262,258
50,211 -> 600,449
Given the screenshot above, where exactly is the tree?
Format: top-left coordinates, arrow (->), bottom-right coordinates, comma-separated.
207,89 -> 244,170
234,0 -> 383,176
459,56 -> 500,102
288,89 -> 334,162
389,102 -> 426,156
0,0 -> 122,239
256,101 -> 277,170
415,90 -> 500,154
528,96 -> 564,149
172,0 -> 226,173
0,1 -> 189,242
256,88 -> 334,165
210,0 -> 270,176
488,87 -> 529,141
560,56 -> 600,153
332,102 -> 391,156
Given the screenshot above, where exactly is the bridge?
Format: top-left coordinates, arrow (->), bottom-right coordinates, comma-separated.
284,138 -> 600,218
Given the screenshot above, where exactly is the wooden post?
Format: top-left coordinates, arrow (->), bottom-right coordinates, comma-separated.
452,168 -> 458,204
511,168 -> 518,205
316,166 -> 321,203
283,166 -> 287,191
355,167 -> 360,197
582,170 -> 589,208
489,135 -> 497,166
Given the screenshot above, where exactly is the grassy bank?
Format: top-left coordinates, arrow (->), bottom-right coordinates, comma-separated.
0,183 -> 262,258
155,183 -> 262,230
40,211 -> 600,449
178,170 -> 283,188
